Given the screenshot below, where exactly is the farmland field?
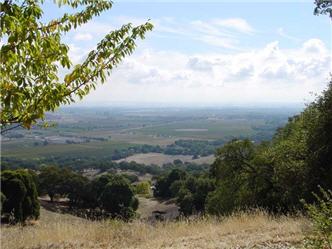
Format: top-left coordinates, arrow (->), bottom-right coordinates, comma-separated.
136,118 -> 260,140
1,106 -> 302,166
2,140 -> 133,159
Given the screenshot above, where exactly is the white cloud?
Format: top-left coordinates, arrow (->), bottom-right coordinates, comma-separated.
302,38 -> 327,54
196,35 -> 238,49
150,17 -> 254,50
226,64 -> 254,81
277,27 -> 300,42
190,20 -> 235,37
67,17 -> 255,56
74,33 -> 93,41
213,18 -> 255,34
187,57 -> 214,72
81,38 -> 331,105
68,43 -> 84,64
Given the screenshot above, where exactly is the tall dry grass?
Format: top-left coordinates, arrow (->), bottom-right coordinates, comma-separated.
1,208 -> 309,249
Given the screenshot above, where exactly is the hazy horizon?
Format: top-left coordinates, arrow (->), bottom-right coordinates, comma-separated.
68,101 -> 306,109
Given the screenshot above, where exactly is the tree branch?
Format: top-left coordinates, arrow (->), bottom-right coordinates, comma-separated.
1,124 -> 22,134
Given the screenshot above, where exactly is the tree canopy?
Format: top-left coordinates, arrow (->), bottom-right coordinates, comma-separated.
1,169 -> 40,223
314,0 -> 332,18
0,0 -> 153,133
206,80 -> 332,216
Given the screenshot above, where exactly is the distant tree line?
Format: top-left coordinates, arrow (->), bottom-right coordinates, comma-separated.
2,157 -> 209,176
83,139 -> 227,159
164,139 -> 225,157
4,139 -> 226,166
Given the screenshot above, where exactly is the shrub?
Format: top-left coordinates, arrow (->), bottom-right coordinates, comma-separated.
121,174 -> 139,183
135,181 -> 152,197
1,170 -> 40,223
154,169 -> 187,198
303,187 -> 332,249
98,175 -> 138,220
0,192 -> 6,213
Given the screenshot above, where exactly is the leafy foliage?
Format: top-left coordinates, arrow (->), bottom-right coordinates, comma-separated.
154,169 -> 187,198
37,166 -> 138,220
99,175 -> 138,219
306,79 -> 332,199
135,181 -> 152,197
153,169 -> 215,216
0,192 -> 6,213
314,0 -> 332,18
38,166 -> 74,202
206,79 -> 332,216
176,176 -> 215,215
303,187 -> 332,249
1,169 -> 40,223
0,0 -> 153,131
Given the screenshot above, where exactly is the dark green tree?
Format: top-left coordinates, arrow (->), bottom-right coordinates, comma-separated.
314,0 -> 332,18
176,176 -> 215,216
98,175 -> 138,219
1,170 -> 40,223
306,80 -> 332,197
67,174 -> 89,206
154,169 -> 187,198
38,166 -> 64,202
178,192 -> 194,216
0,192 -> 6,213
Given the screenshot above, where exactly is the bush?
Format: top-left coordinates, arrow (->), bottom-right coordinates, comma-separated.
0,192 -> 6,213
97,175 -> 138,220
1,170 -> 40,223
154,169 -> 186,198
121,174 -> 139,183
303,187 -> 332,249
135,181 -> 152,197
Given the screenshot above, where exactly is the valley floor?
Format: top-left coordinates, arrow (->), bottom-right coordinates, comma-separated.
1,208 -> 309,249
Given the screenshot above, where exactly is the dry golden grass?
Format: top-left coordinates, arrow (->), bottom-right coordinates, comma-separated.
1,208 -> 309,249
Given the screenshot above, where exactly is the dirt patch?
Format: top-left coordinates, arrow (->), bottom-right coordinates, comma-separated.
116,153 -> 214,166
137,197 -> 179,221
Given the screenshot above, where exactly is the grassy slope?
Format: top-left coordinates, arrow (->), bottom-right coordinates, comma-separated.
1,208 -> 309,249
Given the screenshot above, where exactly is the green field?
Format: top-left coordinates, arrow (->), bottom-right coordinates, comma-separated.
2,140 -> 133,159
136,118 -> 263,140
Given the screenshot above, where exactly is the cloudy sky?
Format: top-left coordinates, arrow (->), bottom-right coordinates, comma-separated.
44,1 -> 331,106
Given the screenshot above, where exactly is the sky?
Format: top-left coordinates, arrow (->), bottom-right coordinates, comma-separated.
43,0 -> 331,106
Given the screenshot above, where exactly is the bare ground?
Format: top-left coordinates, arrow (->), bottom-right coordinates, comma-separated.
137,197 -> 179,221
116,153 -> 215,166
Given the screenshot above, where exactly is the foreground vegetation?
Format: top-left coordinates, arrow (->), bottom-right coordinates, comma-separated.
1,208 -> 308,249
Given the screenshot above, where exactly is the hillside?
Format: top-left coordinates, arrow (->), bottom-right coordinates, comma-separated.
1,208 -> 308,249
